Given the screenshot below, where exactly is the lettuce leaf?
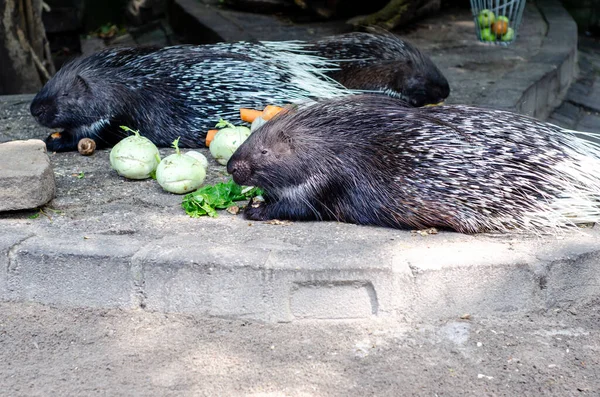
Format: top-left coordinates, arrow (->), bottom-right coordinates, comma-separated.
182,179 -> 263,218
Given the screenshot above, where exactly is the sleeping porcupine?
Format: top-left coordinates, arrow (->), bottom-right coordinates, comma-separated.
29,32 -> 449,152
227,94 -> 600,234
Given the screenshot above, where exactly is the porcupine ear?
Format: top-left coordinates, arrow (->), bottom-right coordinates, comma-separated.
277,129 -> 293,145
74,75 -> 91,93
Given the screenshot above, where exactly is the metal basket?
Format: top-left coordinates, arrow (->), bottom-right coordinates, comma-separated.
470,0 -> 526,45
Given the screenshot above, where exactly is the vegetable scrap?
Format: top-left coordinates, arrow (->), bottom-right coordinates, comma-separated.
109,126 -> 161,180
209,118 -> 251,165
182,179 -> 263,218
156,137 -> 208,194
206,129 -> 218,147
77,138 -> 96,156
240,108 -> 263,123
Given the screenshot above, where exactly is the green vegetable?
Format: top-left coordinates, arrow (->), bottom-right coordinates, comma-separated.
480,28 -> 495,42
501,27 -> 515,42
182,179 -> 263,217
478,9 -> 495,28
109,126 -> 161,180
209,118 -> 251,166
184,150 -> 209,170
156,138 -> 207,194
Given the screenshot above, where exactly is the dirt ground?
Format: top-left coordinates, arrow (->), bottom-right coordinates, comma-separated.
1,299 -> 598,397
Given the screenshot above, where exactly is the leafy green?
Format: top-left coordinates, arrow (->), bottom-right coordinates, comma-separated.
172,137 -> 181,155
120,125 -> 139,136
215,118 -> 236,129
182,179 -> 263,218
27,207 -> 64,221
28,212 -> 40,219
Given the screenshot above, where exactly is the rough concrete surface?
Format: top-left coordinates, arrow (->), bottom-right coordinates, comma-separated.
0,139 -> 56,211
0,299 -> 599,396
549,37 -> 600,133
402,0 -> 577,119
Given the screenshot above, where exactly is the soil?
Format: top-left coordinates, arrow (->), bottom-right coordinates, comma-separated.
1,299 -> 599,396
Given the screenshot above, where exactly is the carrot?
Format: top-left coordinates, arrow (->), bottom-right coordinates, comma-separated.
261,105 -> 284,121
206,129 -> 218,147
240,108 -> 263,123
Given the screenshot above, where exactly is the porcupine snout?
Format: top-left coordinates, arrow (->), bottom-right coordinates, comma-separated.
30,97 -> 58,126
227,157 -> 252,186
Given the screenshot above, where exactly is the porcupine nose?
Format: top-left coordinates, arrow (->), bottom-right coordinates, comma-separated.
227,158 -> 252,185
30,98 -> 56,124
30,101 -> 46,120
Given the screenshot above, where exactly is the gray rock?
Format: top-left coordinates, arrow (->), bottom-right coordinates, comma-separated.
0,139 -> 55,212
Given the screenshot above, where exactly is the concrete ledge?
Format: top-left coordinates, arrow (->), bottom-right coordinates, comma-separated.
3,223 -> 599,323
479,0 -> 578,120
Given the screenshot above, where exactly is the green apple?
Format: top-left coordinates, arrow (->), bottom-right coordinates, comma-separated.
480,28 -> 496,42
497,15 -> 510,24
501,27 -> 515,42
478,9 -> 496,28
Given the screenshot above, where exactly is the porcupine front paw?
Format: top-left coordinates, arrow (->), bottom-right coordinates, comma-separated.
45,131 -> 78,152
244,199 -> 272,221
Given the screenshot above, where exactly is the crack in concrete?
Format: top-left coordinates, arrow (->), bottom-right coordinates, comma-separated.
406,262 -> 419,280
5,234 -> 35,296
130,247 -> 149,310
533,1 -> 550,39
6,235 -> 34,274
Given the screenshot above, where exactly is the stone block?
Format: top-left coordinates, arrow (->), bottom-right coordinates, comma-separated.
0,140 -> 55,212
289,281 -> 378,319
8,235 -> 143,309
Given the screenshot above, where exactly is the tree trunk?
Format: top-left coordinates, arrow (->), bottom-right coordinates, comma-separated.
0,0 -> 54,95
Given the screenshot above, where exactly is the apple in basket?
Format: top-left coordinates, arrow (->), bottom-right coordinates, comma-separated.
478,9 -> 496,28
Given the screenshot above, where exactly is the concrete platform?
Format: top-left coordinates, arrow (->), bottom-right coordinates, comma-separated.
0,0 -> 594,323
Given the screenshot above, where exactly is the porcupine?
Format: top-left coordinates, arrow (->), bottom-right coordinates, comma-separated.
310,31 -> 449,107
227,94 -> 600,234
29,32 -> 449,152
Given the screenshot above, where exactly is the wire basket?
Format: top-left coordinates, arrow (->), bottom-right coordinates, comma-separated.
470,0 -> 526,45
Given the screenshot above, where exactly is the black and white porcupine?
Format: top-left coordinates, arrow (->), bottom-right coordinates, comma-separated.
29,32 -> 449,152
310,32 -> 449,106
227,94 -> 600,234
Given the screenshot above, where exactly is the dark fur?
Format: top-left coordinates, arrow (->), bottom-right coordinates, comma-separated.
227,94 -> 600,234
311,32 -> 450,107
30,33 -> 449,152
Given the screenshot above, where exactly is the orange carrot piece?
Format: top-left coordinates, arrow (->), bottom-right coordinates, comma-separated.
261,105 -> 284,121
240,108 -> 263,123
206,129 -> 218,147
